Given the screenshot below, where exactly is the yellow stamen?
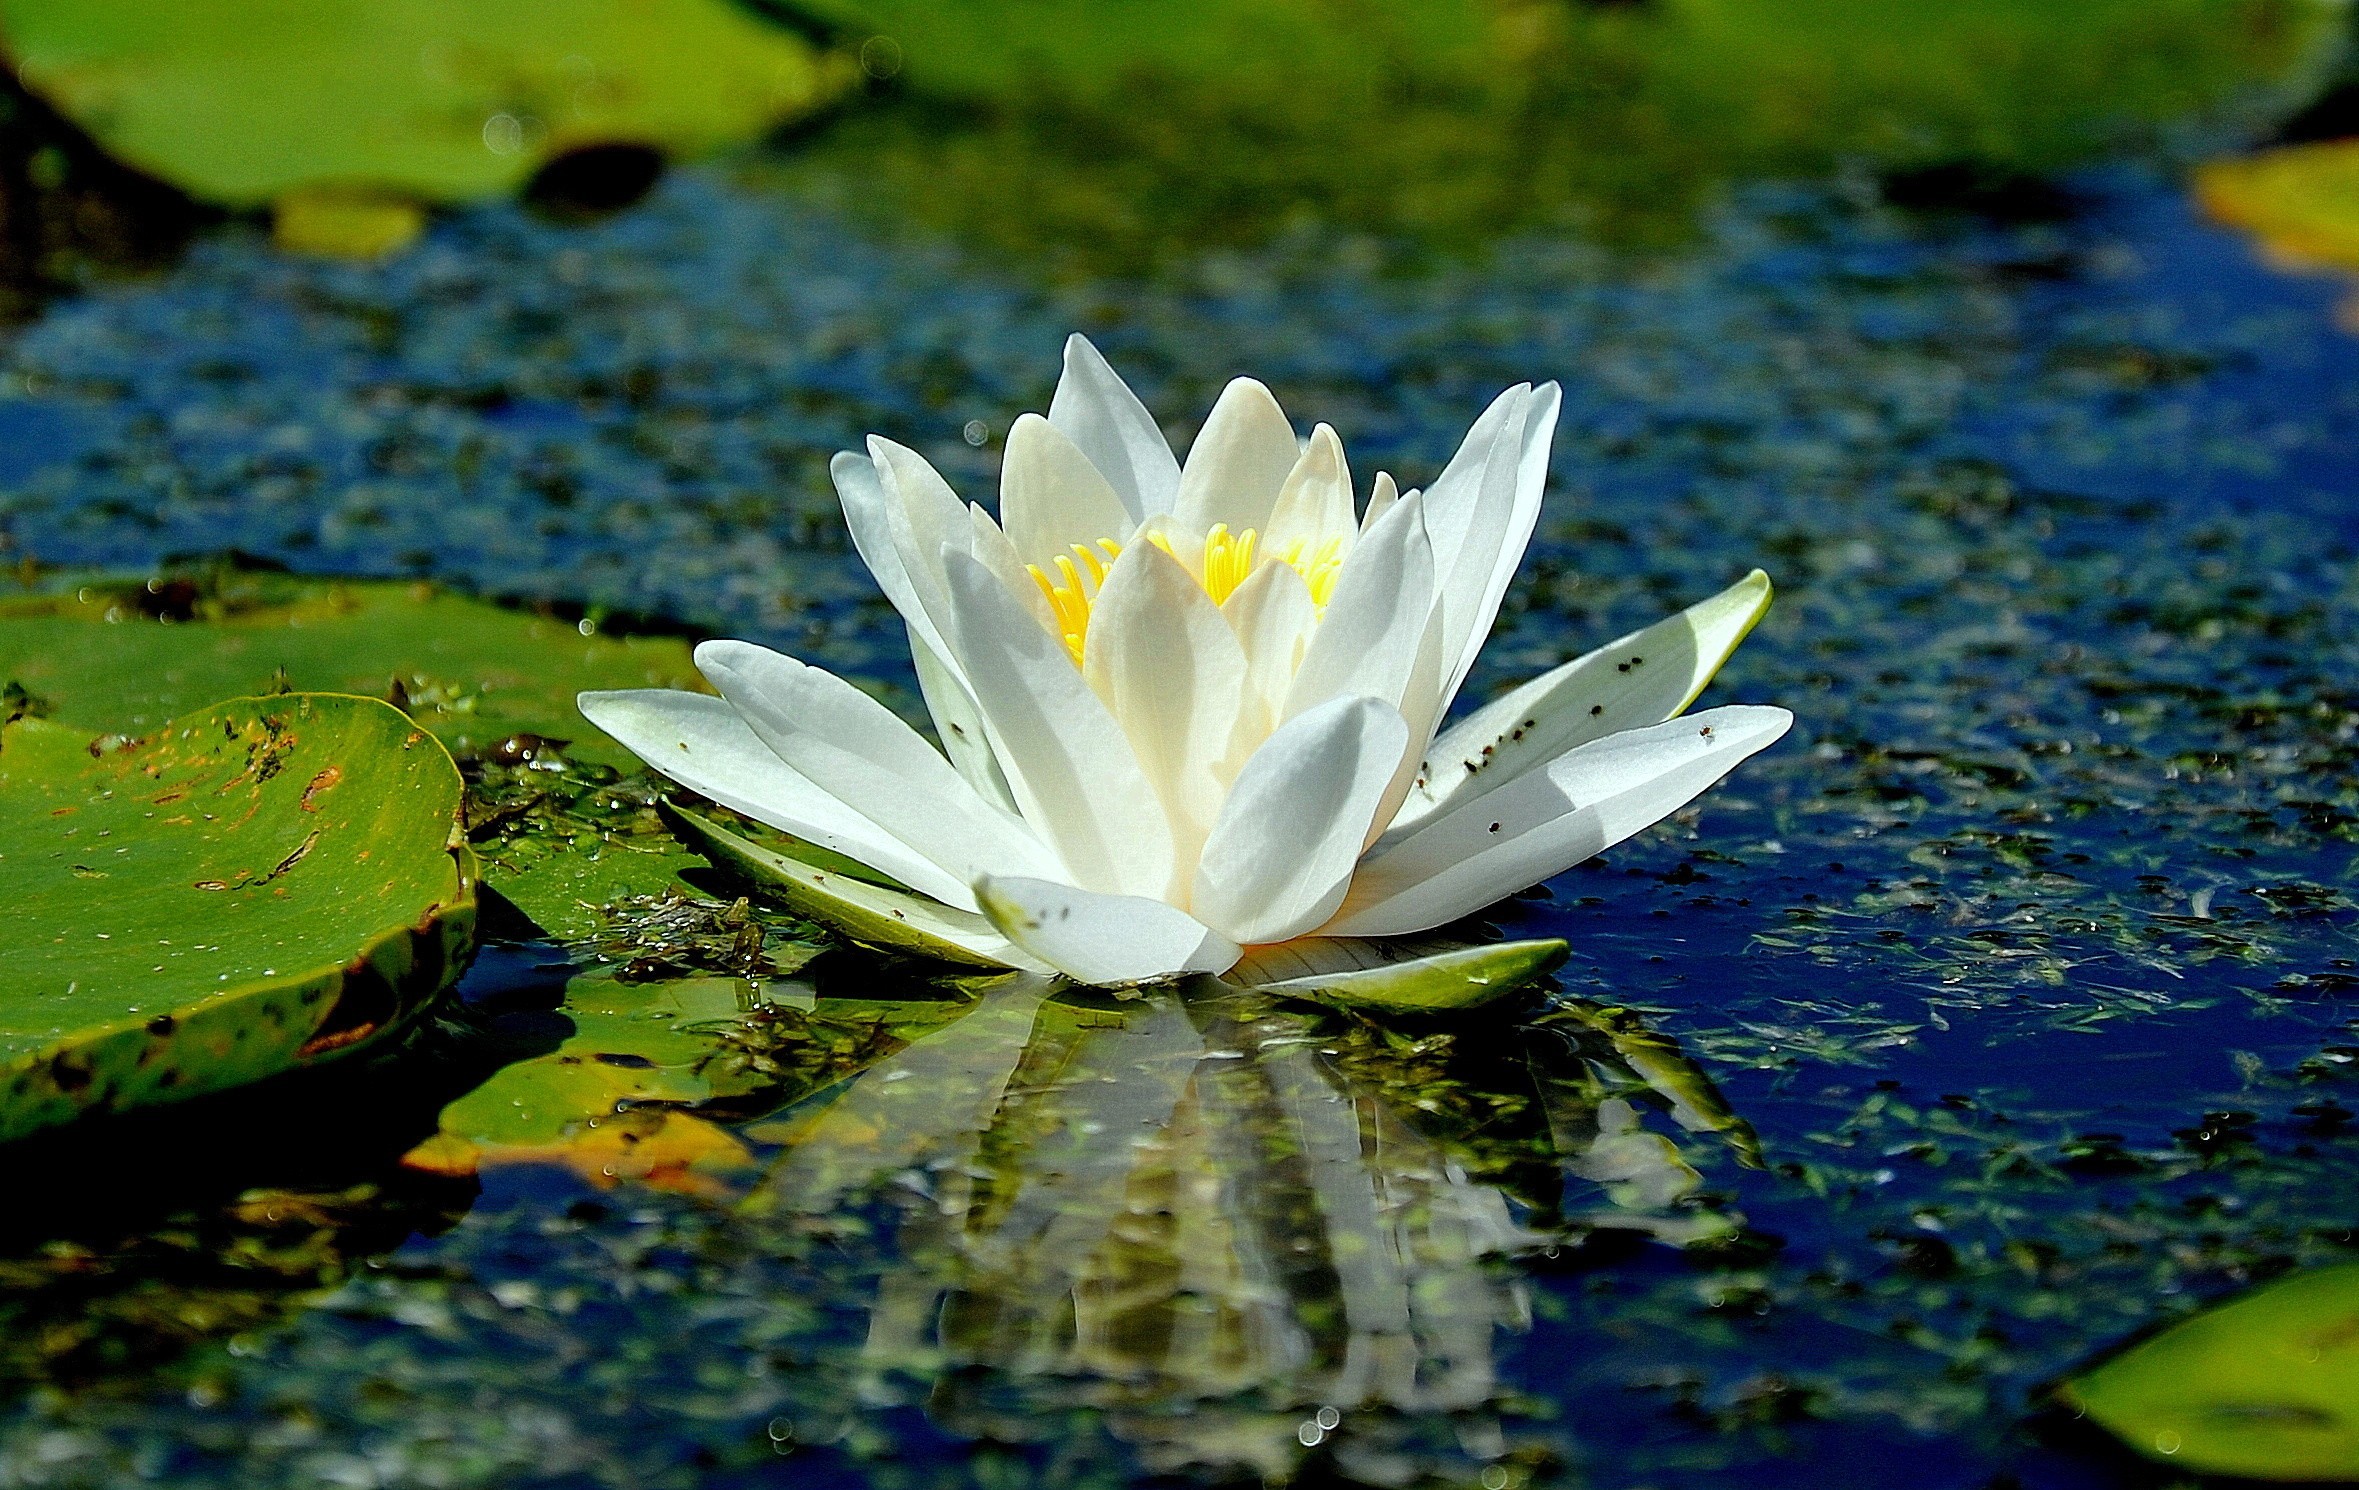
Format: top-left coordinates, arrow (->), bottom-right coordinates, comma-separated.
1026,526 -> 1341,664
1274,535 -> 1346,608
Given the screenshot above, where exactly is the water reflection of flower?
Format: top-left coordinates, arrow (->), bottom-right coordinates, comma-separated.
755,975 -> 1755,1482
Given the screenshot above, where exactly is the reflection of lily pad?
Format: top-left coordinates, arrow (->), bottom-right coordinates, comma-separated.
0,0 -> 855,208
2061,1262 -> 2359,1481
0,572 -> 704,766
407,970 -> 976,1194
0,694 -> 474,1143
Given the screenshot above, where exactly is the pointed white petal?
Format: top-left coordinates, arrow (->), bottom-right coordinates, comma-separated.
1000,412 -> 1136,568
909,626 -> 1019,815
1265,423 -> 1356,558
694,641 -> 1064,903
664,801 -> 1040,970
965,502 -> 1059,634
1326,705 -> 1792,936
1221,558 -> 1319,747
1173,377 -> 1302,537
1440,380 -> 1562,707
939,548 -> 1176,899
1395,570 -> 1773,831
1047,334 -> 1177,523
1081,540 -> 1248,880
577,688 -> 973,907
1419,384 -> 1551,713
834,449 -> 955,672
976,875 -> 1241,985
1281,488 -> 1437,724
1193,696 -> 1409,946
1361,471 -> 1399,532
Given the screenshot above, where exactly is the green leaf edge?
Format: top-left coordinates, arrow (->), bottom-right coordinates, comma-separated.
1229,937 -> 1569,1012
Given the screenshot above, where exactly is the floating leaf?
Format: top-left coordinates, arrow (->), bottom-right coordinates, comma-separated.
0,694 -> 474,1142
0,572 -> 703,766
2198,140 -> 2359,275
2060,1262 -> 2359,1481
0,0 -> 856,209
406,973 -> 763,1194
661,799 -> 1030,970
1227,935 -> 1567,1012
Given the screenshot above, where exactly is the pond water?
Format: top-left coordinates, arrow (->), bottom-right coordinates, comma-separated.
1,13 -> 2357,1489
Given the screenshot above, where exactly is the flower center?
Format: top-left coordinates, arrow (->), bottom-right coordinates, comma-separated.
1027,525 -> 1346,663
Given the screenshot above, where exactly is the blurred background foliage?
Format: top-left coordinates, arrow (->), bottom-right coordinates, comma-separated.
0,0 -> 2344,285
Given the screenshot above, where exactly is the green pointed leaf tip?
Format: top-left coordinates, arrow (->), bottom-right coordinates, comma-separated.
0,573 -> 704,767
0,694 -> 475,1143
660,800 -> 1022,969
2061,1261 -> 2359,1480
0,0 -> 858,206
1228,936 -> 1568,1011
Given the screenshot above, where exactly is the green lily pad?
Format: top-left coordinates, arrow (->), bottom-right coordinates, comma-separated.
2060,1262 -> 2359,1481
0,693 -> 475,1143
0,0 -> 856,209
1227,935 -> 1568,1012
0,571 -> 704,766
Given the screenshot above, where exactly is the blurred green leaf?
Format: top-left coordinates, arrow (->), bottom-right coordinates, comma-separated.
0,0 -> 858,208
2062,1262 -> 2359,1480
0,694 -> 474,1142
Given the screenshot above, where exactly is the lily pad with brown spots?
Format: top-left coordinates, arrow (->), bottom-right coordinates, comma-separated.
0,693 -> 475,1143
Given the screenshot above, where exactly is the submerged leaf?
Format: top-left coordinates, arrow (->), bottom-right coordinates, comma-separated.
0,694 -> 474,1142
2061,1262 -> 2359,1481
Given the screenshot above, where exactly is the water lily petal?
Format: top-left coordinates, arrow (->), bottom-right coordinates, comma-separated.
1281,487 -> 1437,724
965,502 -> 1060,635
694,640 -> 1064,902
664,800 -> 1037,970
1082,539 -> 1249,881
1362,471 -> 1401,532
1422,383 -> 1561,712
1047,333 -> 1177,523
975,874 -> 1242,984
1221,557 -> 1319,745
577,687 -> 973,907
1193,696 -> 1409,945
1173,377 -> 1302,537
1326,705 -> 1793,936
834,448 -> 951,668
1395,570 -> 1774,831
1264,422 -> 1356,559
939,548 -> 1176,899
908,626 -> 1018,815
1000,411 -> 1135,569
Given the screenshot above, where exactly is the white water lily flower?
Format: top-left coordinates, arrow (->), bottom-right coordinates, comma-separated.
580,336 -> 1791,986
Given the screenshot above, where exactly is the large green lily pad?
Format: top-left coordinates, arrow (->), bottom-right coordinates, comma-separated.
0,693 -> 475,1144
2060,1262 -> 2359,1481
0,572 -> 704,766
0,0 -> 855,208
